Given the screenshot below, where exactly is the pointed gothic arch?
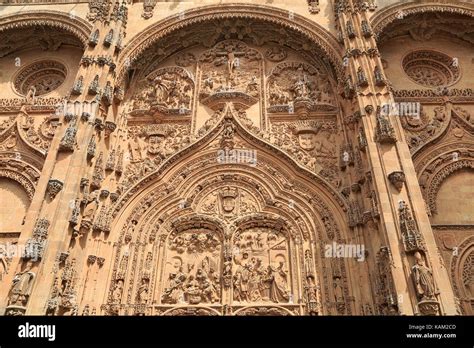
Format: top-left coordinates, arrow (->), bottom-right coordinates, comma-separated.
96,105 -> 356,316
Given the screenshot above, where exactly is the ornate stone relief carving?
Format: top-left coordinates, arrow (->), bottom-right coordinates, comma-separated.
375,247 -> 399,315
374,11 -> 474,46
13,60 -> 67,96
46,258 -> 78,316
398,201 -> 426,253
119,13 -> 343,89
198,40 -> 262,111
388,171 -> 405,191
374,106 -> 397,144
268,120 -> 339,186
47,179 -> 63,199
267,62 -> 336,114
120,124 -> 191,192
402,106 -> 448,154
402,50 -> 461,88
161,230 -> 222,305
130,66 -> 194,117
232,228 -> 291,304
87,0 -> 111,23
0,26 -> 83,59
100,105 -> 352,316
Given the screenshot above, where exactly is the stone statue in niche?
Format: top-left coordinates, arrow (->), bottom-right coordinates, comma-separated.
137,278 -> 149,304
112,279 -> 124,303
333,277 -> 345,303
233,228 -> 290,304
267,62 -> 336,113
80,190 -> 99,230
130,66 -> 194,116
162,231 -> 221,305
7,260 -> 35,307
128,136 -> 143,163
412,252 -> 438,301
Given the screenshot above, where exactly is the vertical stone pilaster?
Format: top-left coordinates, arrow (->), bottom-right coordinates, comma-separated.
0,1 -> 129,315
334,0 -> 456,315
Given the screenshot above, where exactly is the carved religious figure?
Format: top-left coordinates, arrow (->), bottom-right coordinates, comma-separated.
198,40 -> 262,110
412,252 -> 438,301
232,228 -> 290,304
267,62 -> 336,113
81,190 -> 99,230
130,66 -> 194,115
162,231 -> 222,305
7,260 -> 36,307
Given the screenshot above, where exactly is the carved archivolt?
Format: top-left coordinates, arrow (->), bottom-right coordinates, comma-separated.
450,236 -> 474,314
425,159 -> 474,215
371,2 -> 474,40
408,105 -> 474,215
0,168 -> 36,200
117,4 -> 344,85
0,10 -> 92,50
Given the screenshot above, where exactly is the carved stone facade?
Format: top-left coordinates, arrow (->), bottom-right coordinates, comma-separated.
0,0 -> 472,316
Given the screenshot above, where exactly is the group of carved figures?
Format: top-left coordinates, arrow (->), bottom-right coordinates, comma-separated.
160,255 -> 290,305
233,253 -> 289,303
159,229 -> 291,305
132,70 -> 193,112
162,258 -> 221,305
130,41 -> 336,114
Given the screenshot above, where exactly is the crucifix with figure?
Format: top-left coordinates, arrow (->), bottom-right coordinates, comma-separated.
215,44 -> 246,88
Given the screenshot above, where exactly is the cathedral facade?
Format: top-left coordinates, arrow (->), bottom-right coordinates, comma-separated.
0,0 -> 472,316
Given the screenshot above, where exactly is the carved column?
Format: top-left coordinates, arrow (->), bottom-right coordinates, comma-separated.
0,1 -> 129,315
334,0 -> 456,315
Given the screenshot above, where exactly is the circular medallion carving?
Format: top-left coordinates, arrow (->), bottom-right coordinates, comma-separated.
13,60 -> 67,96
402,50 -> 460,88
